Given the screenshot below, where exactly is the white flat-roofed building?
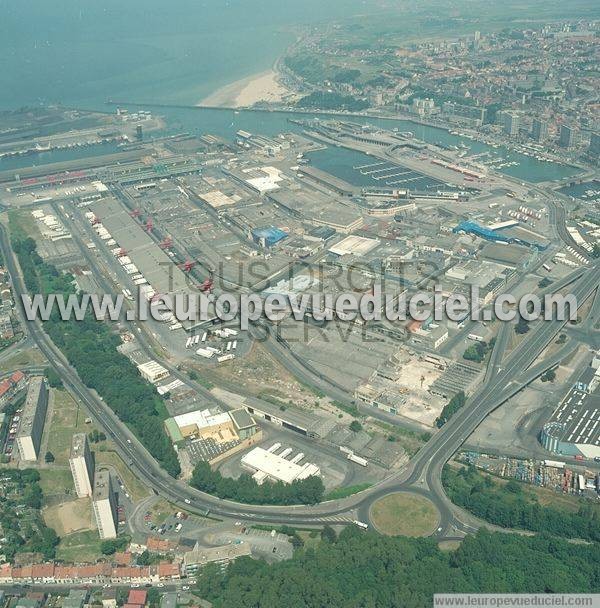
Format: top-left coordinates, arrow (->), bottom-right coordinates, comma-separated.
241,446 -> 320,485
328,235 -> 380,257
173,409 -> 232,436
15,376 -> 48,462
92,470 -> 118,539
137,361 -> 170,384
69,433 -> 94,498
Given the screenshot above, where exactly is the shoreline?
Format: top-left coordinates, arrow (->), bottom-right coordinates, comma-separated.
197,68 -> 293,109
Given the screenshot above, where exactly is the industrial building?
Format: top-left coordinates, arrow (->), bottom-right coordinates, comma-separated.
137,361 -> 170,384
241,445 -> 320,485
69,433 -> 94,498
164,408 -> 259,462
541,364 -> 600,458
92,470 -> 118,540
15,377 -> 48,462
251,226 -> 288,248
328,235 -> 380,257
166,409 -> 236,442
89,197 -> 191,298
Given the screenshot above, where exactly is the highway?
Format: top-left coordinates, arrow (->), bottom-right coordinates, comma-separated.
3,214 -> 599,535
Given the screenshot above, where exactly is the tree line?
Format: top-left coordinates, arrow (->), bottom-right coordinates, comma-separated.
10,228 -> 180,477
435,391 -> 466,428
443,465 -> 600,541
190,461 -> 325,505
196,526 -> 600,607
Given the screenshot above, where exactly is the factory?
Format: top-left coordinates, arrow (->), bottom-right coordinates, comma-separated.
241,444 -> 320,485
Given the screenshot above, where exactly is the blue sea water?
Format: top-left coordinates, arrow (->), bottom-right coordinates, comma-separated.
0,0 -> 369,110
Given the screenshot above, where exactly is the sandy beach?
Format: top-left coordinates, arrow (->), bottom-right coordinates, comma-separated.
198,69 -> 292,108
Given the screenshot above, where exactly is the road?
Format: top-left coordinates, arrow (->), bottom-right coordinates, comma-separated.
4,220 -> 599,537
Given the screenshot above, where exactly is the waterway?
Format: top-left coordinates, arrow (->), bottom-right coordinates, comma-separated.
114,105 -> 582,184
0,105 -> 582,185
0,142 -> 123,173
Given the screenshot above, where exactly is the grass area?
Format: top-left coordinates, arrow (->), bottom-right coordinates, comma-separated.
55,529 -> 103,564
38,469 -> 76,503
324,483 -> 371,501
438,540 -> 463,552
0,346 -> 46,371
485,470 -> 592,514
46,389 -> 90,465
373,421 -> 430,457
94,449 -> 149,503
8,209 -> 40,239
147,498 -> 176,525
370,492 -> 439,537
297,529 -> 321,550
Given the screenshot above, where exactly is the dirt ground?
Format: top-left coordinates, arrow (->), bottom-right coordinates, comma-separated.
43,498 -> 94,536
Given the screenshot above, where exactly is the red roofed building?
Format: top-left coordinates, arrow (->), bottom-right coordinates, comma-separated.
31,563 -> 55,584
113,551 -> 133,565
146,536 -> 176,553
11,370 -> 25,386
157,562 -> 181,580
0,379 -> 13,405
127,589 -> 148,606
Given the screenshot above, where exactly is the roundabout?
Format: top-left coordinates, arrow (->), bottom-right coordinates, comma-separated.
369,492 -> 440,537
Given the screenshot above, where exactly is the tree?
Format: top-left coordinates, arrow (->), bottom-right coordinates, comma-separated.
100,537 -> 129,555
321,525 -> 337,543
540,369 -> 556,382
190,461 -> 325,505
463,342 -> 486,363
349,420 -> 363,433
44,451 -> 55,463
89,429 -> 107,443
45,368 -> 63,388
436,392 -> 466,428
195,526 -> 600,607
515,318 -> 530,334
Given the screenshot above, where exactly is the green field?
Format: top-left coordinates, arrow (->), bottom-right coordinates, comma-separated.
56,529 -> 103,563
370,492 -> 439,537
46,389 -> 90,465
38,469 -> 76,503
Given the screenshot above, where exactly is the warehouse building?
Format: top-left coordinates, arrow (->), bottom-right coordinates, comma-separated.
541,380 -> 600,458
15,377 -> 48,462
90,197 -> 191,298
241,445 -> 320,485
137,361 -> 170,384
164,408 -> 258,444
251,226 -> 288,248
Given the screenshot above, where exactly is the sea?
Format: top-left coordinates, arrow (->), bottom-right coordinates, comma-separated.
0,0 -> 582,184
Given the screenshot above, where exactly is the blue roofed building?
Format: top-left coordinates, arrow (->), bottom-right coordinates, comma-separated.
251,226 -> 288,248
